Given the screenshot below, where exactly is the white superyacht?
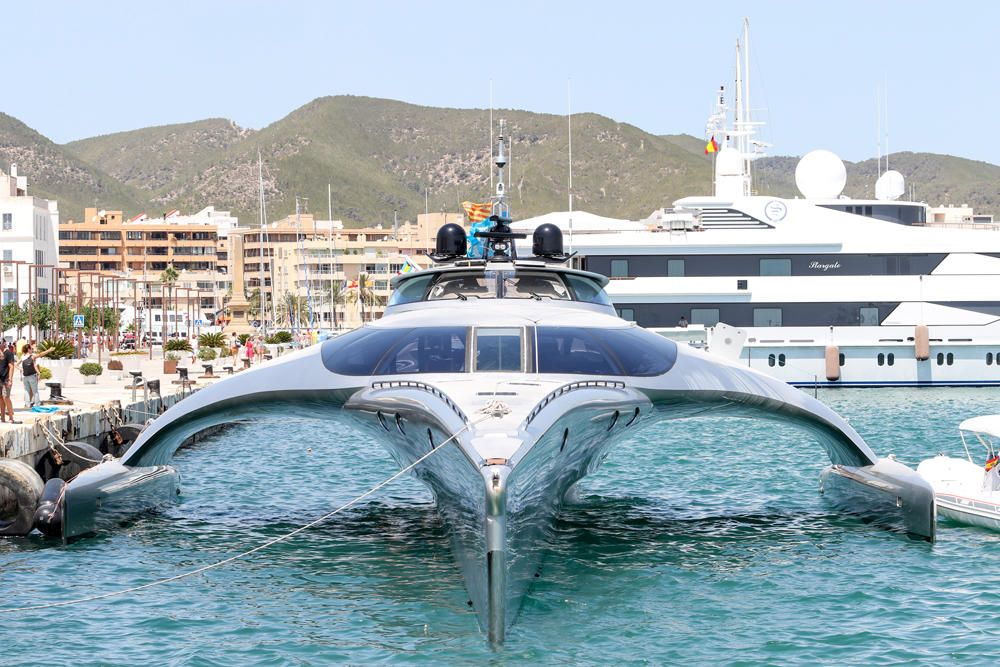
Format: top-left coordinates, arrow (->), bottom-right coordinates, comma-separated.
40,125 -> 936,644
513,28 -> 1000,387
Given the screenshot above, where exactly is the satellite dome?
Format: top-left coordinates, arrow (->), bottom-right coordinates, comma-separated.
795,150 -> 847,199
875,170 -> 905,201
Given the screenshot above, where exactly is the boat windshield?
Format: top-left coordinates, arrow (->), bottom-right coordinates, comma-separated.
399,269 -> 608,305
321,324 -> 676,377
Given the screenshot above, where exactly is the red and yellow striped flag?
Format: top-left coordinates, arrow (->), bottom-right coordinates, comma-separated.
462,201 -> 492,222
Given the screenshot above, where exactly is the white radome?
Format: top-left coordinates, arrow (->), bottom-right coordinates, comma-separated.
795,149 -> 847,199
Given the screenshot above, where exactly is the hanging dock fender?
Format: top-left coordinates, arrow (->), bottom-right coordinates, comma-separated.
33,478 -> 66,537
824,345 -> 841,381
0,459 -> 45,536
914,325 -> 930,361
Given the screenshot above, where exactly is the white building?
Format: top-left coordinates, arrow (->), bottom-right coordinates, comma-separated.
0,164 -> 59,307
128,205 -> 239,238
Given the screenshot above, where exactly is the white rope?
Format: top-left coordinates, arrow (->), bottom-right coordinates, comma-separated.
0,413 -> 495,614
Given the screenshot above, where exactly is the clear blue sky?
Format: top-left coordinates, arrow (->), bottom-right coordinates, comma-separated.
5,1 -> 997,164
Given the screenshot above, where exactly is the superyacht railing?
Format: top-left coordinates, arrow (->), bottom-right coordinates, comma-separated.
524,380 -> 626,427
370,380 -> 469,424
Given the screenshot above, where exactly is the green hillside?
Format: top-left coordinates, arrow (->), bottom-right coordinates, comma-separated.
2,97 -> 997,225
0,113 -> 145,218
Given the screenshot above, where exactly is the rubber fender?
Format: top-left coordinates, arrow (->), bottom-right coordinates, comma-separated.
35,441 -> 104,482
824,345 -> 841,382
0,458 -> 45,536
32,478 -> 65,538
914,325 -> 930,361
101,423 -> 144,458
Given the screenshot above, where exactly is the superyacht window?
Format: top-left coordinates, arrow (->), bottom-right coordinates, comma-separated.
321,326 -> 468,375
759,258 -> 791,276
388,274 -> 434,306
427,273 -> 497,300
536,327 -> 677,376
859,307 -> 879,326
690,308 -> 720,326
610,259 -> 629,278
475,327 -> 522,371
563,274 -> 613,306
375,327 -> 467,375
667,259 -> 685,277
617,308 -> 635,322
753,308 -> 783,327
502,272 -> 570,300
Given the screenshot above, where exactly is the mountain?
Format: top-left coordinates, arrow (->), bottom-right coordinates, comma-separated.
62,96 -> 712,225
1,97 -> 997,226
0,113 -> 145,217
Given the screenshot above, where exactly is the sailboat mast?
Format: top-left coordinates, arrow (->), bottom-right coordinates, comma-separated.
257,151 -> 267,337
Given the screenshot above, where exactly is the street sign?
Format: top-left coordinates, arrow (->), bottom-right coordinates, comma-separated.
73,314 -> 85,328
195,319 -> 203,326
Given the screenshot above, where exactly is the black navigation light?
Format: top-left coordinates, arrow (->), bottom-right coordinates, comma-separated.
430,223 -> 468,262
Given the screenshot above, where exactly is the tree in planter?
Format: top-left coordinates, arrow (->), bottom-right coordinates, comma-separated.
160,266 -> 179,344
198,332 -> 225,348
79,362 -> 103,376
79,362 -> 103,383
165,338 -> 193,352
37,338 -> 75,360
1,301 -> 27,338
198,347 -> 217,362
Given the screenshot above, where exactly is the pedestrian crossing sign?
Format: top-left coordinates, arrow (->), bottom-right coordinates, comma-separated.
73,314 -> 85,328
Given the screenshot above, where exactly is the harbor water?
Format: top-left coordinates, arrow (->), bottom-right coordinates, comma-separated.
2,387 -> 999,664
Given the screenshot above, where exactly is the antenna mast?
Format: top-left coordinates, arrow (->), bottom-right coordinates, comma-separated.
489,81 -> 494,193
568,79 -> 574,254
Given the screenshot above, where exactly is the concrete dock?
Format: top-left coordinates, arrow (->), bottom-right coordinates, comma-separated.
0,354 -> 232,465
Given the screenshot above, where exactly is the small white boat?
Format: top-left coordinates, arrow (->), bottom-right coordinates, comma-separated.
918,416 -> 1000,531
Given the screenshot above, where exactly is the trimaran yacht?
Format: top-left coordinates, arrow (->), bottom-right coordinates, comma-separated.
53,123 -> 935,643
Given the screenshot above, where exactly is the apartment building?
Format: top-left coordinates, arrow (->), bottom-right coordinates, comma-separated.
0,164 -> 59,307
236,211 -> 461,328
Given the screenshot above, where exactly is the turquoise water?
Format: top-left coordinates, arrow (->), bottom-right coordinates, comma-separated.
2,388 -> 999,665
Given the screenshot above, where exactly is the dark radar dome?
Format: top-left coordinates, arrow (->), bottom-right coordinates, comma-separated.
532,223 -> 564,258
435,223 -> 468,259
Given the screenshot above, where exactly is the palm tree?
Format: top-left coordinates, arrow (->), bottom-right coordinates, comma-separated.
323,279 -> 347,330
160,265 -> 179,347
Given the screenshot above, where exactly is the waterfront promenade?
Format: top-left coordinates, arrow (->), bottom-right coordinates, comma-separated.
0,353 -> 232,464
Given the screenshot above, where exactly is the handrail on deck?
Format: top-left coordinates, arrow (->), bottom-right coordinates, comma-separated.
370,380 -> 470,424
523,380 -> 626,427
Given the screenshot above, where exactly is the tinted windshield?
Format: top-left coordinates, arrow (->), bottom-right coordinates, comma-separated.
322,326 -> 468,375
536,326 -> 676,376
502,272 -> 570,300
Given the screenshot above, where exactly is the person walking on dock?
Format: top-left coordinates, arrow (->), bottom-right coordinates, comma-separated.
20,342 -> 51,409
0,340 -> 21,424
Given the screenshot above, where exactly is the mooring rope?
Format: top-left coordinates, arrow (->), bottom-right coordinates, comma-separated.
0,411 -> 502,614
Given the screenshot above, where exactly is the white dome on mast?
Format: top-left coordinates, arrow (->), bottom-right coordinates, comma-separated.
795,150 -> 847,199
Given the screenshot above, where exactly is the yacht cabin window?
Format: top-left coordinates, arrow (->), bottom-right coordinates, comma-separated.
321,324 -> 677,377
610,259 -> 629,278
859,307 -> 879,326
475,327 -> 523,371
617,308 -> 635,322
759,258 -> 791,276
690,308 -> 720,326
667,259 -> 685,277
753,308 -> 783,327
401,270 -> 611,306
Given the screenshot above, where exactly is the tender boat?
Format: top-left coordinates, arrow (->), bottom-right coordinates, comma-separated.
917,416 -> 1000,531
50,123 -> 936,643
